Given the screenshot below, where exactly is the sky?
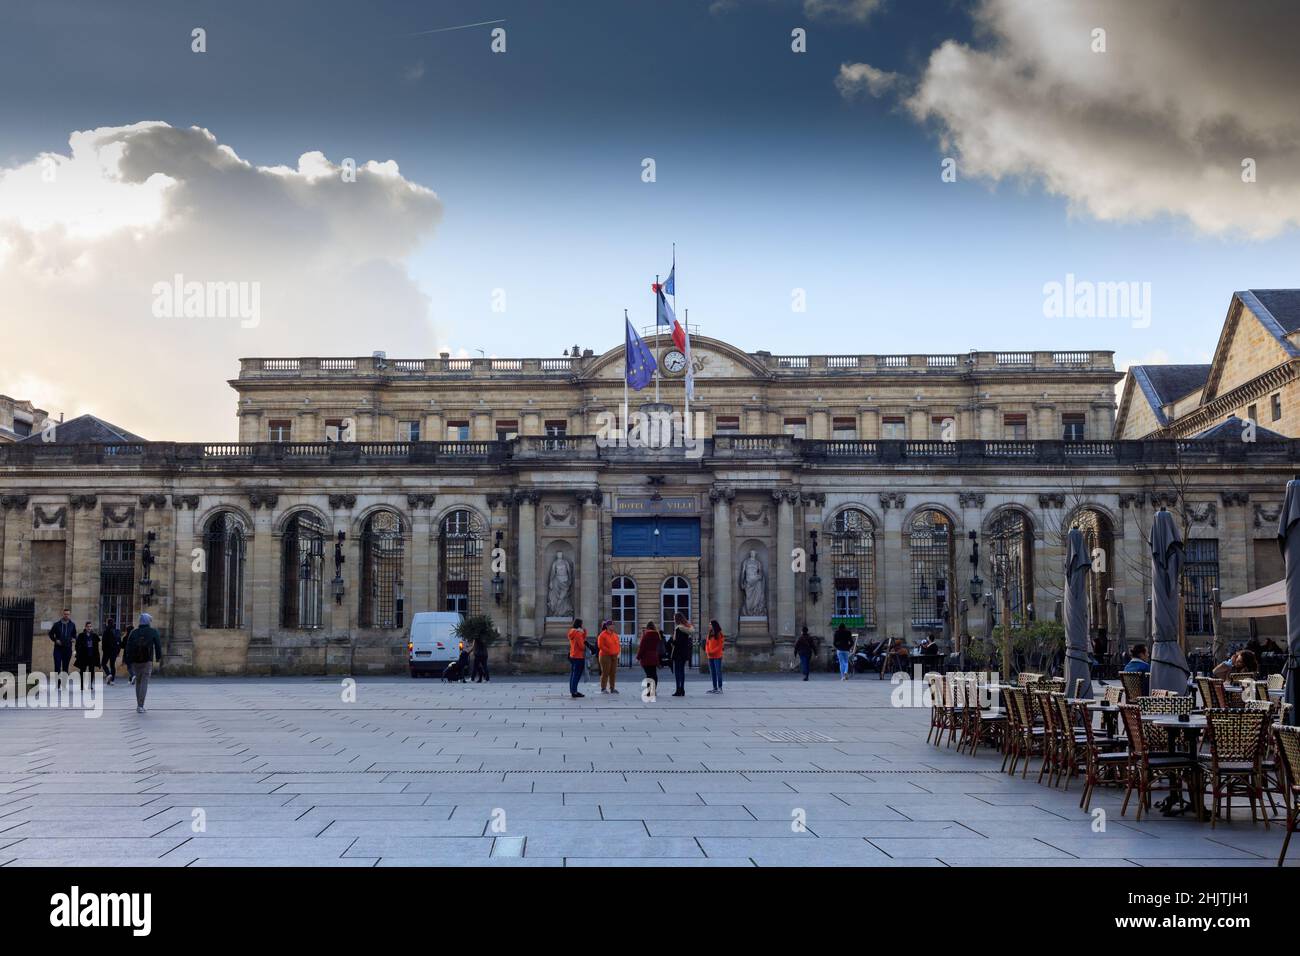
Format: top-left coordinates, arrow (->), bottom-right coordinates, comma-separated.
3,0 -> 1300,439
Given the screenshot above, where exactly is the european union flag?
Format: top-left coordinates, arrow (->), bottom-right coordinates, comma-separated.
625,318 -> 656,390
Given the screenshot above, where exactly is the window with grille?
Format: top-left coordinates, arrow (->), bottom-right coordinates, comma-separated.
1062,413 -> 1086,441
440,509 -> 482,615
910,510 -> 953,629
201,512 -> 245,629
1183,539 -> 1219,636
829,509 -> 875,628
281,511 -> 325,628
99,540 -> 135,631
882,417 -> 906,439
360,511 -> 404,629
987,510 -> 1034,624
268,419 -> 292,442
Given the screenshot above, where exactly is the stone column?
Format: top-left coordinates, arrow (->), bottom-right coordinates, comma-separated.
774,489 -> 796,641
1034,403 -> 1055,441
471,411 -> 492,441
909,409 -> 929,440
0,496 -> 29,596
515,491 -> 539,640
858,407 -> 879,440
710,486 -> 734,634
68,495 -> 99,621
249,494 -> 279,638
978,405 -> 997,439
880,494 -> 909,638
407,495 -> 435,619
809,407 -> 830,440
164,496 -> 195,662
578,490 -> 601,631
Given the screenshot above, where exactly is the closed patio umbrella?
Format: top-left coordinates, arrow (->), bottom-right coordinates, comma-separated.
1149,508 -> 1190,694
1277,479 -> 1300,726
1063,526 -> 1092,698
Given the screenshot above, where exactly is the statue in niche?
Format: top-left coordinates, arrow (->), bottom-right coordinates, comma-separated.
546,551 -> 574,617
739,550 -> 767,617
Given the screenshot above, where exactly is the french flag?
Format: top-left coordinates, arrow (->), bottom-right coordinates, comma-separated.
653,284 -> 686,351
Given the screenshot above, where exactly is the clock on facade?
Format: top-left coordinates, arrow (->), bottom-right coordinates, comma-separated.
661,349 -> 687,376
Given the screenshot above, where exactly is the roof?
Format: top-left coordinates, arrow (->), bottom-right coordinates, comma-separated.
17,414 -> 146,444
1247,289 -> 1300,335
1192,414 -> 1286,441
1129,364 -> 1211,428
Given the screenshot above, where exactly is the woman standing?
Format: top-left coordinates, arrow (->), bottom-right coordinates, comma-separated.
101,618 -> 121,685
597,620 -> 621,694
566,618 -> 588,699
636,621 -> 662,701
794,626 -> 816,681
668,613 -> 694,697
705,620 -> 725,694
74,621 -> 100,685
470,634 -> 490,683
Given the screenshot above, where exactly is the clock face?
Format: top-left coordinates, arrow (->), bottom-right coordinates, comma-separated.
662,349 -> 687,375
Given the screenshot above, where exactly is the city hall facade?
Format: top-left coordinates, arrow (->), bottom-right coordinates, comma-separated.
2,335 -> 1295,674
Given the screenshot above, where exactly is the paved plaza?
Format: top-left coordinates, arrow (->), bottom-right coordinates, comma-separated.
0,671 -> 1294,867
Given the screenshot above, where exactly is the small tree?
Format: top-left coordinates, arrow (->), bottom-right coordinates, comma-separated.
453,614 -> 500,646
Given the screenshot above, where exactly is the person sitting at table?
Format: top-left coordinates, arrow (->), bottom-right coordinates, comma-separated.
1122,643 -> 1151,695
1261,637 -> 1284,655
1213,648 -> 1258,680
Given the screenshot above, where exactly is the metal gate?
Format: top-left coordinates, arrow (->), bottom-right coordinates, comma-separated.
0,597 -> 34,672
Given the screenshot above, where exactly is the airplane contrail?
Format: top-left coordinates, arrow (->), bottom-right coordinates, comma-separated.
407,18 -> 505,37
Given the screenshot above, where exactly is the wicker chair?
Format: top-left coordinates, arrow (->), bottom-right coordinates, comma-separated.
1036,689 -> 1063,785
1017,672 -> 1043,687
1120,671 -> 1147,703
1201,708 -> 1271,829
1102,685 -> 1123,705
1268,674 -> 1285,693
1118,703 -> 1198,821
1134,695 -> 1195,755
1273,725 -> 1300,866
1004,686 -> 1045,778
1051,693 -> 1095,790
940,672 -> 969,748
1196,676 -> 1228,710
1073,700 -> 1129,811
961,674 -> 1007,758
926,673 -> 945,745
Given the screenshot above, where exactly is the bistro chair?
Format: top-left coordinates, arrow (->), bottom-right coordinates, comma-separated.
1051,693 -> 1095,790
1150,689 -> 1173,697
1120,671 -> 1146,703
926,673 -> 945,745
1268,674 -> 1285,693
1036,689 -> 1062,785
1273,725 -> 1300,866
961,674 -> 1007,758
1118,703 -> 1198,822
1196,676 -> 1228,710
1004,687 -> 1046,778
941,672 -> 970,749
1073,700 -> 1129,812
1102,685 -> 1124,706
1072,678 -> 1086,699
1201,708 -> 1270,829
1134,695 -> 1195,756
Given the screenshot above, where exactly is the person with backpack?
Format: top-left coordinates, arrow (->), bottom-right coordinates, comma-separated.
596,620 -> 621,694
667,613 -> 694,697
566,618 -> 588,699
704,620 -> 725,694
794,626 -> 816,681
636,620 -> 662,701
833,623 -> 855,680
124,612 -> 163,713
48,609 -> 75,675
100,618 -> 121,685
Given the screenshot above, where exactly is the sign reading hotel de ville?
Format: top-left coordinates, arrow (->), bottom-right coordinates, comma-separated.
613,496 -> 698,515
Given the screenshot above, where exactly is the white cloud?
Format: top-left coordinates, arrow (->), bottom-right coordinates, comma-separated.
904,0 -> 1300,239
0,122 -> 442,440
836,61 -> 900,98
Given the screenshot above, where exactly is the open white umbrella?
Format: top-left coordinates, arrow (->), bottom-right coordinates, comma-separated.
1063,526 -> 1092,698
1149,508 -> 1190,694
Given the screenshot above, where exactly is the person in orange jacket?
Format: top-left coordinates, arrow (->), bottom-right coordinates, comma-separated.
597,620 -> 622,694
705,619 -> 725,694
566,619 -> 588,699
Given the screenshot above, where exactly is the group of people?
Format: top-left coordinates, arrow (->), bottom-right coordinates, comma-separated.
565,613 -> 726,700
46,608 -> 163,712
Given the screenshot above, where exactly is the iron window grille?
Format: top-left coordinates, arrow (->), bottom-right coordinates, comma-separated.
910,510 -> 953,629
360,510 -> 404,629
988,510 -> 1034,625
1183,539 -> 1219,636
281,511 -> 325,628
829,508 -> 876,628
201,512 -> 246,629
439,509 -> 483,615
99,539 -> 136,631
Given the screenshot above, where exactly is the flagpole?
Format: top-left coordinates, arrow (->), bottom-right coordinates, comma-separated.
684,307 -> 691,443
654,274 -> 661,402
623,310 -> 630,445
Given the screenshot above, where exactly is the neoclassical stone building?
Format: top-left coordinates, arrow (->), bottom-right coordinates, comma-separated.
1,335 -> 1294,673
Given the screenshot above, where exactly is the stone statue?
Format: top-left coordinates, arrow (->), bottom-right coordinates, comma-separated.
546,551 -> 574,617
739,549 -> 767,617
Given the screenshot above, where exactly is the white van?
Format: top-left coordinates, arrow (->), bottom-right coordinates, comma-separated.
407,611 -> 464,677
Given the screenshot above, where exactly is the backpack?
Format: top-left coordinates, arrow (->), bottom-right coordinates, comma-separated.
125,628 -> 151,664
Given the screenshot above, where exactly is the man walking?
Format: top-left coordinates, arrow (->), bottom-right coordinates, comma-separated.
48,609 -> 75,675
833,623 -> 855,680
124,612 -> 163,713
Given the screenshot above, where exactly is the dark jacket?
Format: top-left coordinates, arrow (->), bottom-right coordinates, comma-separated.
794,632 -> 816,657
49,619 -> 76,648
101,623 -> 121,657
832,626 -> 854,651
668,625 -> 694,662
636,629 -> 662,667
126,625 -> 163,664
74,629 -> 100,669
471,637 -> 488,661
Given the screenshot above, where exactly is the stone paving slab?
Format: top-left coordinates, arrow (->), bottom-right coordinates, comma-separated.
1,674 -> 1296,867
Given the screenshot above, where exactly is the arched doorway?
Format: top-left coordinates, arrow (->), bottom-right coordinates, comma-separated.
910,510 -> 954,631
610,575 -> 637,663
281,510 -> 325,629
439,509 -> 483,615
202,511 -> 246,629
1072,507 -> 1114,651
987,509 -> 1034,625
829,508 -> 876,630
360,510 -> 404,629
661,575 -> 695,666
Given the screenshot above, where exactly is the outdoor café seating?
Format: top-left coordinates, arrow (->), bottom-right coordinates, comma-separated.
1202,708 -> 1271,828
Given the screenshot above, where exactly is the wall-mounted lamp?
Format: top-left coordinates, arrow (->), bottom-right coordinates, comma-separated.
332,531 -> 346,605
491,530 -> 505,604
807,529 -> 821,603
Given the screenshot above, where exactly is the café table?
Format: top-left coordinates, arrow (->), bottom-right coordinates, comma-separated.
1142,714 -> 1208,820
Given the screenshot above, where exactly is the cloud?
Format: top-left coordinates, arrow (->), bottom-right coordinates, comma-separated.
836,61 -> 901,98
710,0 -> 885,23
904,0 -> 1300,239
0,122 -> 442,440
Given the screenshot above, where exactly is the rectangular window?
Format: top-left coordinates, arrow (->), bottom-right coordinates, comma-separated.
715,415 -> 741,435
12,418 -> 32,438
783,417 -> 807,439
1003,413 -> 1028,441
324,418 -> 347,442
399,420 -> 420,442
544,420 -> 568,437
1247,403 -> 1258,424
495,419 -> 518,442
99,540 -> 136,631
1062,412 -> 1086,442
612,517 -> 701,557
268,419 -> 291,442
1271,393 -> 1282,422
1183,539 -> 1219,636
832,416 -> 857,440
446,420 -> 470,441
881,416 -> 906,440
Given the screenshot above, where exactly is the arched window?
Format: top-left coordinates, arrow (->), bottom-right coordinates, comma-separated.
202,512 -> 246,629
987,510 -> 1034,625
910,510 -> 954,630
1073,508 -> 1114,645
281,511 -> 325,628
360,511 -> 404,629
660,575 -> 691,637
439,509 -> 483,615
610,576 -> 637,641
829,509 -> 876,629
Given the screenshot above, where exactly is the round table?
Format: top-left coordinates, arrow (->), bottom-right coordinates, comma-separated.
1144,714 -> 1208,820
